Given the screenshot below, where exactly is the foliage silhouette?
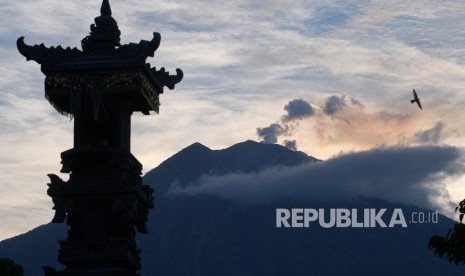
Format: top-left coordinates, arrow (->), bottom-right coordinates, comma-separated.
0,258 -> 23,276
429,199 -> 465,264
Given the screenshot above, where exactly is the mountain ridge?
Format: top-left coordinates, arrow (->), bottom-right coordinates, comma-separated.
146,140 -> 319,196
0,140 -> 463,275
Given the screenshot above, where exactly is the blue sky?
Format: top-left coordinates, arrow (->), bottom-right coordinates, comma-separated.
1,0 -> 465,240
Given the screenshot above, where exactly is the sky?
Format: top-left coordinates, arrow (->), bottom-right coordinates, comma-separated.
1,0 -> 465,240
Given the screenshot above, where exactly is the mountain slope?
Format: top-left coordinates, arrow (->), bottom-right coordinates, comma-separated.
145,140 -> 318,196
0,141 -> 463,275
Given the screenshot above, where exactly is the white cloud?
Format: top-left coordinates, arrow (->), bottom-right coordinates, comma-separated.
170,145 -> 464,216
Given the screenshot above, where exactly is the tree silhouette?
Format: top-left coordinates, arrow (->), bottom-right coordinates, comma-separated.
429,199 -> 465,264
0,258 -> 23,276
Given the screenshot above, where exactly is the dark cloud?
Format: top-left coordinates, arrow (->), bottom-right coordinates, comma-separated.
324,95 -> 347,115
256,123 -> 289,144
415,122 -> 445,144
282,99 -> 315,122
172,146 -> 464,211
257,99 -> 313,148
283,139 -> 297,151
349,97 -> 364,108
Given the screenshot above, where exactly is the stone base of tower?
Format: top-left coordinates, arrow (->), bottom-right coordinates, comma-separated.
44,147 -> 153,275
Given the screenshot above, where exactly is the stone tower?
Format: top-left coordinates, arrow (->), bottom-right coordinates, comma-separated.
17,1 -> 183,275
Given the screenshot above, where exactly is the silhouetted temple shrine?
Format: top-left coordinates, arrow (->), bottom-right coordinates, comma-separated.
17,1 -> 183,275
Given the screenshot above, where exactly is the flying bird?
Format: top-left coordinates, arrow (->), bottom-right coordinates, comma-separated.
410,89 -> 422,110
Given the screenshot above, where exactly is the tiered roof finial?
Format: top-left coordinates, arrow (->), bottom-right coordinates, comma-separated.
101,0 -> 112,16
81,0 -> 120,51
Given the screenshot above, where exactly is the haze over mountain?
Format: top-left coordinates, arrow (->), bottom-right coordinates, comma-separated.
0,140 -> 464,275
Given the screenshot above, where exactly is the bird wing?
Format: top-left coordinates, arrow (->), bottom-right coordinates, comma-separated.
413,89 -> 418,100
416,100 -> 422,110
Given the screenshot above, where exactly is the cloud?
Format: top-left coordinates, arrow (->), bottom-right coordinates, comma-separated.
253,95 -> 432,159
298,95 -> 436,158
282,99 -> 315,122
414,122 -> 445,144
349,97 -> 364,108
283,139 -> 297,151
322,95 -> 365,118
257,99 -> 313,149
324,95 -> 347,116
171,145 -> 464,214
256,95 -> 457,161
256,123 -> 290,144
